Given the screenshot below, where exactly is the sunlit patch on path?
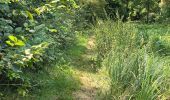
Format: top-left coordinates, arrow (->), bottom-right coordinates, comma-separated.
72,35 -> 110,100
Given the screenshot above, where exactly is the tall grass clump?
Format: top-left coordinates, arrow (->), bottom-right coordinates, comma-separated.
95,20 -> 170,99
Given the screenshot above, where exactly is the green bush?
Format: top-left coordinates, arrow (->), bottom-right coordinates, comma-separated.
0,0 -> 78,96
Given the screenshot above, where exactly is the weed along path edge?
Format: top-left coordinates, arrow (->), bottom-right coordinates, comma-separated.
71,34 -> 110,100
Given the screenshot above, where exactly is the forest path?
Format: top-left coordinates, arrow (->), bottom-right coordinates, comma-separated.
72,34 -> 110,100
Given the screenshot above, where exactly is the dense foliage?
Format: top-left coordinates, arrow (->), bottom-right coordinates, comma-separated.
1,0 -> 170,99
77,0 -> 170,24
0,0 -> 78,96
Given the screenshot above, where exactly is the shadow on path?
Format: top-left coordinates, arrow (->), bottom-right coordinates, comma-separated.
67,34 -> 97,73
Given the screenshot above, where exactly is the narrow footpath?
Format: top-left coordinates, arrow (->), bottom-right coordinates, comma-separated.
72,35 -> 110,100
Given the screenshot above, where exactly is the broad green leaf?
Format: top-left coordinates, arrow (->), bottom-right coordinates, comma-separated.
15,27 -> 22,33
15,40 -> 25,46
26,11 -> 33,20
9,35 -> 18,42
7,35 -> 25,46
24,23 -> 28,27
6,40 -> 14,46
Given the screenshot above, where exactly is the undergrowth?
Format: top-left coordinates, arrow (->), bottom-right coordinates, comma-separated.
95,20 -> 170,100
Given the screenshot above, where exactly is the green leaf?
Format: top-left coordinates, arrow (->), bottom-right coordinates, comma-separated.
8,35 -> 18,42
49,29 -> 58,33
24,23 -> 28,27
7,35 -> 25,46
35,8 -> 41,16
51,0 -> 60,3
26,11 -> 33,20
6,40 -> 14,46
15,27 -> 22,33
15,40 -> 25,46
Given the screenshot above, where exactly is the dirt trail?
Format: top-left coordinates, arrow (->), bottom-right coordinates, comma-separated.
72,73 -> 99,100
73,35 -> 97,100
72,35 -> 110,100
